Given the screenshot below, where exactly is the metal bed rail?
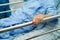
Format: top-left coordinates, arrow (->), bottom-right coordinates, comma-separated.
0,1 -> 60,40
0,15 -> 60,33
0,1 -> 23,6
0,1 -> 24,14
26,28 -> 60,40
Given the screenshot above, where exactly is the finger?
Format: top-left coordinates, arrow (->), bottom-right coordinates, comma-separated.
45,14 -> 51,18
35,18 -> 40,26
33,18 -> 37,26
34,18 -> 42,26
33,17 -> 40,26
34,18 -> 39,26
37,17 -> 42,24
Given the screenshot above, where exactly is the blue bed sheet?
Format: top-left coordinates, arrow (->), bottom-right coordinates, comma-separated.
0,0 -> 59,40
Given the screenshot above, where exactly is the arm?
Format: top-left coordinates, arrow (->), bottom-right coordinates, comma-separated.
33,0 -> 59,26
45,0 -> 59,24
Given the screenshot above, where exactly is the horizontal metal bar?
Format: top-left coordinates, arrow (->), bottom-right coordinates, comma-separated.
0,9 -> 16,14
0,1 -> 24,14
0,15 -> 60,33
26,28 -> 60,40
0,21 -> 32,33
43,14 -> 60,22
0,1 -> 23,6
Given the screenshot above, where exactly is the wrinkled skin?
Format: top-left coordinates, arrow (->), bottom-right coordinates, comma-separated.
33,14 -> 51,26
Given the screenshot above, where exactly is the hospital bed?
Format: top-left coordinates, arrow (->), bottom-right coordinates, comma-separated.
0,0 -> 60,40
14,4 -> 60,40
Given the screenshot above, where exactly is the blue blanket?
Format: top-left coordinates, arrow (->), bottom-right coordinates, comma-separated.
0,0 -> 59,40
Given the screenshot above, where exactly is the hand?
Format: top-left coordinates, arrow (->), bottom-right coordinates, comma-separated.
33,14 -> 51,26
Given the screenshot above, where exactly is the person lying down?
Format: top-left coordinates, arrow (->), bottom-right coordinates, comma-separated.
0,0 -> 60,40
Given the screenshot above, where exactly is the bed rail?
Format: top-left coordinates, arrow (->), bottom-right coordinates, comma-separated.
0,15 -> 60,33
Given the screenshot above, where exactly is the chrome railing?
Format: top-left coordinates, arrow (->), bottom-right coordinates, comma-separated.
0,15 -> 60,33
0,1 -> 24,14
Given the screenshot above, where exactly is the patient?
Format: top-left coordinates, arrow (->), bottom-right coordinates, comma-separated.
0,0 -> 60,40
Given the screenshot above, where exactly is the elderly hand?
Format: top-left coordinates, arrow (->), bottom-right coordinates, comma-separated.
33,14 -> 51,26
